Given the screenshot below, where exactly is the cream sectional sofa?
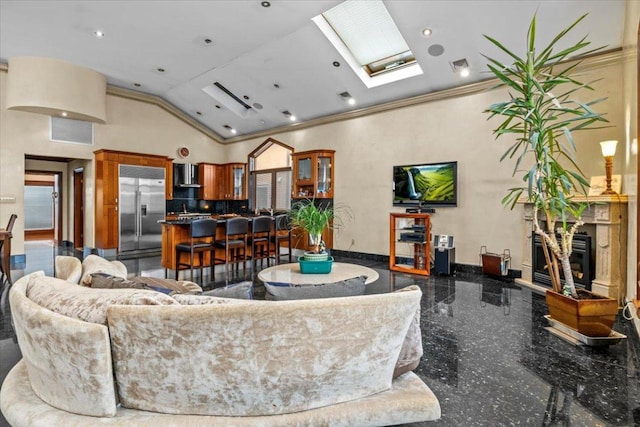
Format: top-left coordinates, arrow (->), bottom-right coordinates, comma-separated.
0,271 -> 441,426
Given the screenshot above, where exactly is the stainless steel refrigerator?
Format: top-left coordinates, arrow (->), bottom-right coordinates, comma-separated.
119,165 -> 166,253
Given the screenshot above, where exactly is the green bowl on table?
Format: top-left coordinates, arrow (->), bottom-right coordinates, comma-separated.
299,256 -> 334,274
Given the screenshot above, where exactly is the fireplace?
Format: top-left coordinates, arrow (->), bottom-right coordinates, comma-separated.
517,196 -> 628,301
531,232 -> 594,290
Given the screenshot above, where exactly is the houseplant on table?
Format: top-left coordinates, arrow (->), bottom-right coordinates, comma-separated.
483,14 -> 618,337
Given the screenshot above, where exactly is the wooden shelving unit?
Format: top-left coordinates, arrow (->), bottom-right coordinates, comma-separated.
389,212 -> 431,276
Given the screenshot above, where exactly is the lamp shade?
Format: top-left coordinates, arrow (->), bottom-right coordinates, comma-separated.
6,56 -> 107,123
600,140 -> 618,157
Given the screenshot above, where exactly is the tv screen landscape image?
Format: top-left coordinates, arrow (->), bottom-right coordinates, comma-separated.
393,161 -> 458,207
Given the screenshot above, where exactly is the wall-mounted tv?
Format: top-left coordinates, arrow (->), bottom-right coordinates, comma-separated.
393,161 -> 458,207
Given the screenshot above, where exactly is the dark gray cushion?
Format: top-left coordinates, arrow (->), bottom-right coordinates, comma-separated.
90,273 -> 202,295
202,281 -> 253,299
264,276 -> 367,301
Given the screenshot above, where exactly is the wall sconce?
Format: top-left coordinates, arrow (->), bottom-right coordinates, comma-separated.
599,140 -> 618,195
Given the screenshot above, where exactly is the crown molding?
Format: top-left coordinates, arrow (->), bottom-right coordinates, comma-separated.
225,48 -> 625,143
0,48 -> 626,145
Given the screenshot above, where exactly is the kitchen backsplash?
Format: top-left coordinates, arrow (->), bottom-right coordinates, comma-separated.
166,199 -> 248,215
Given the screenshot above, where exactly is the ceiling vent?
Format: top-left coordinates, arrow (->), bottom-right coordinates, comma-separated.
202,81 -> 257,119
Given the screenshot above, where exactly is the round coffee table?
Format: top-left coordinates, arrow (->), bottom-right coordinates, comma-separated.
257,262 -> 379,286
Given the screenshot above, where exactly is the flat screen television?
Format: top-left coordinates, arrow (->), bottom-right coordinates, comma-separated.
393,161 -> 458,207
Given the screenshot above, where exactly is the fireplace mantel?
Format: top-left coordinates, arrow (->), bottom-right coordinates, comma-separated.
516,195 -> 628,302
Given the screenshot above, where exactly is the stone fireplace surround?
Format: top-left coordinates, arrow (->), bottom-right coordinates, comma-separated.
516,195 -> 628,303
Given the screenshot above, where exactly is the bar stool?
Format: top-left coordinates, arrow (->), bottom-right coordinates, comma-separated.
216,217 -> 249,275
249,216 -> 273,269
175,218 -> 218,283
272,214 -> 292,264
0,214 -> 17,286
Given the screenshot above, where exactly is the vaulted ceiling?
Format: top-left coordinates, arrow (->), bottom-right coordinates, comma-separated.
0,0 -> 627,142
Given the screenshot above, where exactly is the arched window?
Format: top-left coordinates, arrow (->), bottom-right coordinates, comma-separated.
248,138 -> 293,212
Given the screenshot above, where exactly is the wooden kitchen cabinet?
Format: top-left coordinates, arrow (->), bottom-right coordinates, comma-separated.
165,159 -> 173,200
292,150 -> 334,199
218,163 -> 247,200
197,163 -> 246,200
94,149 -> 172,251
198,163 -> 218,200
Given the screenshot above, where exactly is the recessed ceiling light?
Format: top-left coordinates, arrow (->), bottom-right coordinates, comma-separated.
451,58 -> 470,77
157,68 -> 165,73
243,95 -> 250,100
203,38 -> 213,44
333,61 -> 341,67
94,30 -> 105,38
223,124 -> 237,134
133,83 -> 141,87
421,28 -> 432,37
215,105 -> 221,109
282,110 -> 296,121
61,112 -> 68,117
273,83 -> 280,89
338,91 -> 356,105
253,102 -> 263,110
261,1 -> 271,7
196,111 -> 202,116
231,128 -> 237,134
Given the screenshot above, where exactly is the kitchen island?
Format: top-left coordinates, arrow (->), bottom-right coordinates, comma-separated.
160,215 -> 283,275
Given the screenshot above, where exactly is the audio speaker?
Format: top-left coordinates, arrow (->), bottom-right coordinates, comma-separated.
50,116 -> 93,144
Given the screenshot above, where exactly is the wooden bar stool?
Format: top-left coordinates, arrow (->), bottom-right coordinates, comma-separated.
175,219 -> 218,283
216,217 -> 249,275
0,214 -> 17,286
249,216 -> 273,269
272,214 -> 292,264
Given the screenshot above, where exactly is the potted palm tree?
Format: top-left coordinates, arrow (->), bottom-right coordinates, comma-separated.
483,14 -> 618,337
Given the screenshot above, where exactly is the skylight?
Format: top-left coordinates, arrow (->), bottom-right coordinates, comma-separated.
313,0 -> 422,88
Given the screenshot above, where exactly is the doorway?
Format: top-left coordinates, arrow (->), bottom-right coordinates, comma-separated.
74,168 -> 84,249
24,171 -> 62,242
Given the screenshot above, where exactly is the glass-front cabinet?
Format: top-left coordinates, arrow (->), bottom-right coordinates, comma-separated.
292,150 -> 335,199
231,164 -> 245,199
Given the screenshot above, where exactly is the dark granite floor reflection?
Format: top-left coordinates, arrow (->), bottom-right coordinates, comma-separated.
0,242 -> 639,426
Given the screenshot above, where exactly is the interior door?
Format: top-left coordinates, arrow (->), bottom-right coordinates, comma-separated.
73,169 -> 84,249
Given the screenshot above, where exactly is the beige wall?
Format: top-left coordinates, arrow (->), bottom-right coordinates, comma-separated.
0,71 -> 223,255
0,52 -> 632,270
230,59 -> 627,267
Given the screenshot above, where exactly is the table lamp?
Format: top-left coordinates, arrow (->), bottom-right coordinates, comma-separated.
599,140 -> 618,195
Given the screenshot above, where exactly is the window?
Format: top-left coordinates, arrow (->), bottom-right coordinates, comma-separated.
248,138 -> 293,212
313,0 -> 423,88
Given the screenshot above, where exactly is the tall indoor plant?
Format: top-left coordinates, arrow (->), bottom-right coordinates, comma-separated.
289,199 -> 350,255
483,14 -> 618,336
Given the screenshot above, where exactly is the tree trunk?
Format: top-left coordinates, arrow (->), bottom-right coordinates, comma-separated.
559,254 -> 578,298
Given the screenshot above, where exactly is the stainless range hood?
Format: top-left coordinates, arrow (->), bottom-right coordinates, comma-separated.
173,163 -> 200,188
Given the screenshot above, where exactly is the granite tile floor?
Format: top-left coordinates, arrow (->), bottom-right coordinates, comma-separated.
1,241 -> 639,426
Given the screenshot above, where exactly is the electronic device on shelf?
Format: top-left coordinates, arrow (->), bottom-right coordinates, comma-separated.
399,232 -> 426,243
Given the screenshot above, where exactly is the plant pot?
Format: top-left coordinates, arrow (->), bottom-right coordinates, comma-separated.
302,251 -> 329,262
545,289 -> 618,337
